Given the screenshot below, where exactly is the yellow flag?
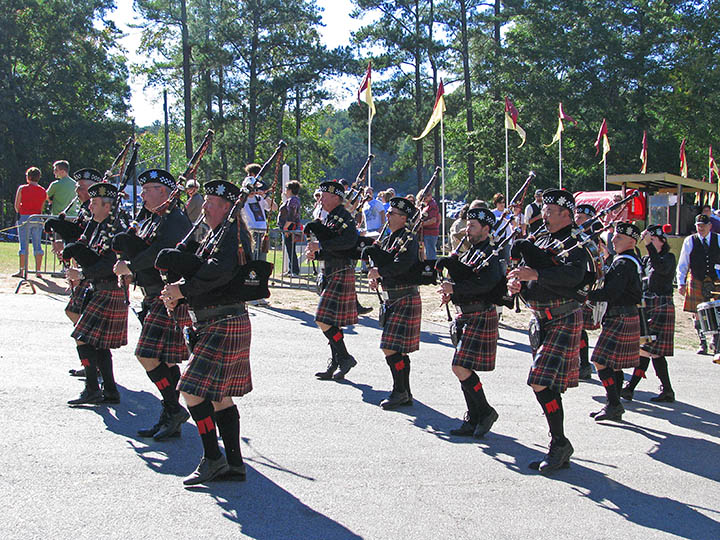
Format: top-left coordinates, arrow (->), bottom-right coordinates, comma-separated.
414,81 -> 445,140
357,61 -> 375,121
504,97 -> 526,148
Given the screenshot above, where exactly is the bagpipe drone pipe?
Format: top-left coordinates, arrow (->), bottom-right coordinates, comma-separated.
435,252 -> 511,308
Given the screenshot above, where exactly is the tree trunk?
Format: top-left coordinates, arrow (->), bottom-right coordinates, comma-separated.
217,68 -> 228,178
180,0 -> 193,160
460,0 -> 475,187
414,0 -> 423,191
247,7 -> 259,163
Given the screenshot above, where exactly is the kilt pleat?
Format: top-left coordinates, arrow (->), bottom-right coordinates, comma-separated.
65,279 -> 90,314
135,296 -> 192,364
527,300 -> 582,393
380,292 -> 422,353
316,267 -> 358,327
641,296 -> 675,357
592,314 -> 640,369
582,302 -> 601,331
452,308 -> 498,371
684,276 -> 713,313
179,313 -> 252,401
71,288 -> 128,349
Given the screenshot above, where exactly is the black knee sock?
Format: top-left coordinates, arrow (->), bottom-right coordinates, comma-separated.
147,363 -> 180,407
651,356 -> 673,391
385,353 -> 406,393
460,372 -> 490,416
535,388 -> 566,444
460,385 -> 478,423
626,357 -> 651,391
323,326 -> 349,358
77,344 -> 99,392
95,349 -> 117,392
579,330 -> 590,368
614,370 -> 625,391
215,405 -> 243,466
188,400 -> 222,460
598,367 -> 621,406
169,363 -> 182,401
403,355 -> 411,396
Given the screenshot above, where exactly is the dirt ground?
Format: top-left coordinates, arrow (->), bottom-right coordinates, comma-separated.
6,271 -> 698,352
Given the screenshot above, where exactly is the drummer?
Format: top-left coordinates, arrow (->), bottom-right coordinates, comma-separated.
676,214 -> 720,358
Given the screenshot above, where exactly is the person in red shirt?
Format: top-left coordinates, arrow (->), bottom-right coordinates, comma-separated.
14,167 -> 47,276
420,193 -> 440,260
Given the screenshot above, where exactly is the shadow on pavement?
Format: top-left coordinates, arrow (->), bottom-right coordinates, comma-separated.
187,465 -> 362,539
621,392 -> 720,439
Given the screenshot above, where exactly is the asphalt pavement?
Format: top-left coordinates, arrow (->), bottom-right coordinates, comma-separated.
1,291 -> 718,540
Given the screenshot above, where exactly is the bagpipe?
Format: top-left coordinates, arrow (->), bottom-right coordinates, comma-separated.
112,130 -> 215,261
361,167 -> 442,286
62,139 -> 139,267
346,154 -> 375,210
510,191 -> 639,298
154,144 -> 289,302
258,140 -> 287,253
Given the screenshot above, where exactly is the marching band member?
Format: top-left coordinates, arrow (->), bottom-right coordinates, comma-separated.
621,225 -> 677,402
306,180 -> 360,381
65,182 -> 128,405
439,208 -> 502,438
161,180 -> 253,486
508,189 -> 586,474
113,169 -> 193,441
366,197 -> 422,410
587,222 -> 642,422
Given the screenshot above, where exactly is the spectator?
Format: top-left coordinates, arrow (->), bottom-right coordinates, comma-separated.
312,189 -> 326,220
449,203 -> 469,251
242,164 -> 277,262
278,180 -> 302,276
700,204 -> 720,234
524,189 -> 544,234
14,167 -> 47,276
184,179 -> 204,223
491,193 -> 512,272
406,194 -> 416,204
511,204 -> 526,237
46,160 -> 76,216
362,186 -> 385,236
469,199 -> 488,209
420,191 -> 440,260
381,190 -> 393,212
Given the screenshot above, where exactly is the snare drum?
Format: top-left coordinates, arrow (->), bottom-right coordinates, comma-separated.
697,300 -> 720,335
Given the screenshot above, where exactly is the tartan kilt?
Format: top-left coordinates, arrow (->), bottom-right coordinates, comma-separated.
65,279 -> 90,314
178,313 -> 252,401
684,276 -> 714,313
380,292 -> 422,354
135,296 -> 192,364
527,301 -> 582,393
582,302 -> 601,331
452,308 -> 498,371
71,288 -> 128,349
315,267 -> 358,327
641,296 -> 675,357
592,313 -> 640,369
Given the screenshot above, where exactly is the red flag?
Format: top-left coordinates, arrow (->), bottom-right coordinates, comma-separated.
594,119 -> 610,163
504,97 -> 526,147
559,103 -> 577,126
679,138 -> 688,178
640,131 -> 648,174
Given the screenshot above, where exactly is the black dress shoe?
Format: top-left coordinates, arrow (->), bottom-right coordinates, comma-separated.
450,413 -> 476,436
68,389 -> 103,405
138,403 -> 170,438
473,408 -> 499,438
315,359 -> 338,380
154,405 -> 191,441
592,403 -> 625,422
578,365 -> 593,380
102,389 -> 121,404
69,368 -> 86,377
380,390 -> 410,410
650,388 -> 675,403
333,355 -> 357,380
538,439 -> 574,474
357,304 -> 373,315
223,462 -> 247,481
183,455 -> 230,486
620,385 -> 634,401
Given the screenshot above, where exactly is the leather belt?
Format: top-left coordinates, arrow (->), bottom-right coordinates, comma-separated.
320,260 -> 352,273
381,286 -> 418,301
605,305 -> 639,317
531,301 -> 580,321
189,303 -> 247,324
92,279 -> 121,291
457,302 -> 492,314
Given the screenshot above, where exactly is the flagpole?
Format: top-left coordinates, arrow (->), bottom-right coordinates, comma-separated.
709,153 -> 712,209
603,159 -> 607,191
367,104 -> 372,189
558,132 -> 563,189
505,127 -> 509,201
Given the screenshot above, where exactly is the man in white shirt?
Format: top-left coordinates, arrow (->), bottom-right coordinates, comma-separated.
524,189 -> 544,235
677,213 -> 720,355
362,187 -> 385,235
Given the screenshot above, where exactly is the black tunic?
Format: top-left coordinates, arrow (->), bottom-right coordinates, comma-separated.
374,228 -> 420,288
316,204 -> 359,263
450,237 -> 503,306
